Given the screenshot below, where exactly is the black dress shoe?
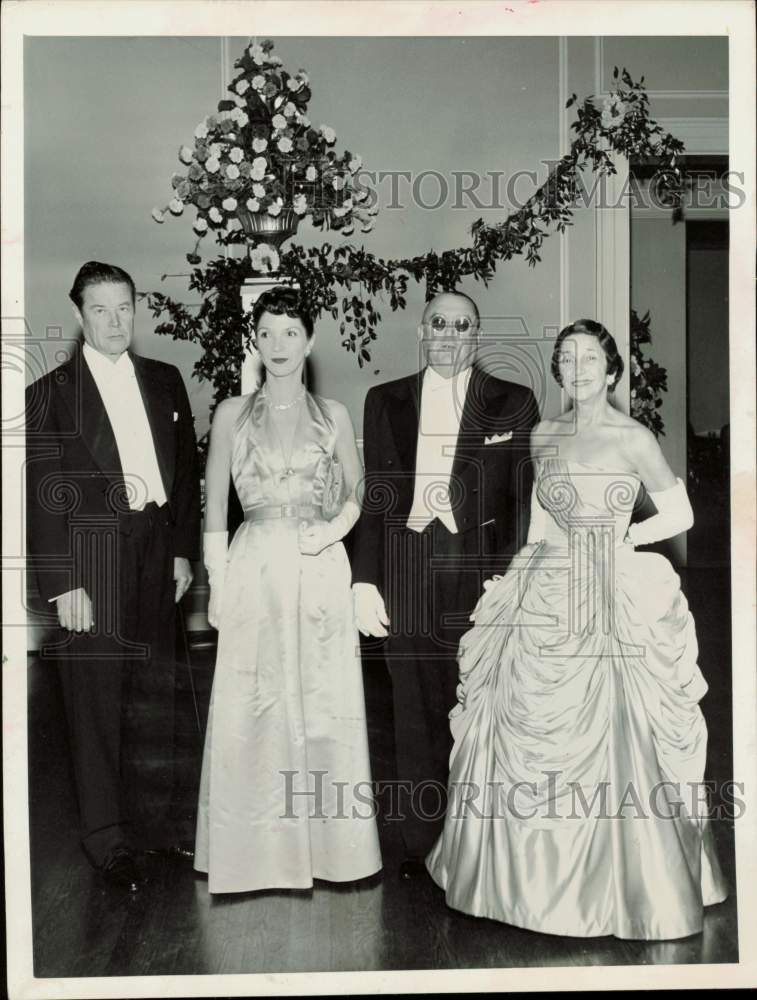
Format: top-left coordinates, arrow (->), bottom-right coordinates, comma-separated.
145,843 -> 194,860
399,856 -> 428,880
101,848 -> 146,892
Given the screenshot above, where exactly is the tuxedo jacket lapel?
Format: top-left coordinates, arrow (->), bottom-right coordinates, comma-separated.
58,348 -> 123,485
451,365 -> 488,483
387,370 -> 422,474
132,354 -> 174,497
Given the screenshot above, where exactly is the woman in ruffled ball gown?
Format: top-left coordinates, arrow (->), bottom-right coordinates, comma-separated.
426,319 -> 727,940
195,286 -> 381,893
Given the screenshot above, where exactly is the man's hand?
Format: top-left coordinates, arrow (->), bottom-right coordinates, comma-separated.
56,588 -> 93,632
353,583 -> 390,638
174,557 -> 193,603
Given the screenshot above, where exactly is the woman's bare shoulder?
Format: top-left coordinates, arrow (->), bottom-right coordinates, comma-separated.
212,394 -> 249,428
320,396 -> 354,429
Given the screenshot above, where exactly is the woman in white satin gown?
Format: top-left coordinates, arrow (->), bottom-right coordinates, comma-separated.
195,287 -> 381,893
426,319 -> 727,940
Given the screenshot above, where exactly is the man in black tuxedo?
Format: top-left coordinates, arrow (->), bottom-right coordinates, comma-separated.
352,291 -> 539,876
26,261 -> 201,891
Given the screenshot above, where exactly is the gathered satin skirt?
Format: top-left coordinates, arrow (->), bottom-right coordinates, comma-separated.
426,542 -> 728,939
195,520 -> 382,893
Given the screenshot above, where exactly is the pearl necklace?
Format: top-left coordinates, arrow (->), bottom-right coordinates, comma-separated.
262,387 -> 305,411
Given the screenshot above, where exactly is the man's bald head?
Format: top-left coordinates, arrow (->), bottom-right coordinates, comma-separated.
421,291 -> 480,327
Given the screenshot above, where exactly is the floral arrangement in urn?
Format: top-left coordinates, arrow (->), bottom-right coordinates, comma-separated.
148,49 -> 687,448
152,38 -> 377,267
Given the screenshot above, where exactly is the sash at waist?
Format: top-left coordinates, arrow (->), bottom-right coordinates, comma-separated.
243,503 -> 324,523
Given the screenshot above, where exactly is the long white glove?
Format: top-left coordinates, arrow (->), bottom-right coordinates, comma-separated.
352,582 -> 390,638
204,530 -> 228,630
626,478 -> 693,547
297,500 -> 360,556
298,498 -> 360,556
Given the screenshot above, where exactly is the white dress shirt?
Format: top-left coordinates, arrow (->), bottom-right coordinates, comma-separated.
406,365 -> 472,534
83,344 -> 167,510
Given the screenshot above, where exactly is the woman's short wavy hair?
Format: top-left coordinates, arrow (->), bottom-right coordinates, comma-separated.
251,286 -> 314,339
550,318 -> 624,390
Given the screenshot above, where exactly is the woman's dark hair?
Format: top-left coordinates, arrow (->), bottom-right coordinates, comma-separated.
69,261 -> 136,309
550,318 -> 624,390
251,286 -> 314,339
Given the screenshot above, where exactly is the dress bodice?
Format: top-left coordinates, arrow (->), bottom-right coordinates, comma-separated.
230,390 -> 338,511
535,458 -> 640,548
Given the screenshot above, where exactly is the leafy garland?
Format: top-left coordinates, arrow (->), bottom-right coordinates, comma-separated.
630,308 -> 669,437
147,64 -> 686,456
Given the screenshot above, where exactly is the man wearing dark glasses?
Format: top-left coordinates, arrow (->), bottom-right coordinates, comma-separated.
352,291 -> 540,878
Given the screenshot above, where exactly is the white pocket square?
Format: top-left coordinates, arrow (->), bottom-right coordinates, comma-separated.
173,411 -> 179,422
484,431 -> 512,445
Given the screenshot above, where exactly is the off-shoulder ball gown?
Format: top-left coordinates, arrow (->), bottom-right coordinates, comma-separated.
195,391 -> 382,893
426,459 -> 727,939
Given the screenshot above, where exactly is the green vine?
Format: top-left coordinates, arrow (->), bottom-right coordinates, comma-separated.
630,308 -> 669,437
147,58 -> 687,458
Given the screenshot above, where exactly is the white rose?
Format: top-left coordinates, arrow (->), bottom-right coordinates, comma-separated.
287,78 -> 301,92
193,217 -> 208,233
320,125 -> 336,144
168,198 -> 184,215
250,44 -> 265,66
341,223 -> 354,235
246,198 -> 260,212
226,164 -> 240,180
298,114 -> 311,128
229,147 -> 244,163
272,114 -> 288,131
252,138 -> 268,153
332,175 -> 345,191
222,196 -> 238,211
332,205 -> 348,218
293,194 -> 308,215
250,243 -> 281,273
267,200 -> 283,217
209,143 -> 223,158
252,74 -> 266,91
235,79 -> 250,95
252,183 -> 266,198
151,207 -> 166,224
194,121 -> 208,140
305,165 -> 317,182
251,157 -> 267,181
278,137 -> 293,153
235,111 -> 249,127
208,207 -> 223,223
284,102 -> 297,117
601,95 -> 627,129
205,156 -> 220,174
179,145 -> 194,165
349,155 -> 363,173
227,218 -> 243,232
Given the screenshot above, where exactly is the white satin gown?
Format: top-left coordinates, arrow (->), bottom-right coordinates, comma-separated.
426,459 -> 727,939
195,391 -> 382,893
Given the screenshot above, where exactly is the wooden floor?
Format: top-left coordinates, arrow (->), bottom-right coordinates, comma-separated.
28,567 -> 738,978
